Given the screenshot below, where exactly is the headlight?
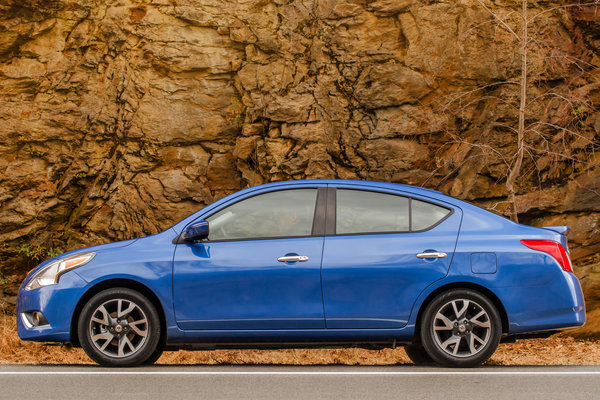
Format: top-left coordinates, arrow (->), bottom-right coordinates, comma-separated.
24,252 -> 95,291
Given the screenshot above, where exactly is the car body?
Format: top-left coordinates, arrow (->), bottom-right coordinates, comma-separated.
17,179 -> 586,367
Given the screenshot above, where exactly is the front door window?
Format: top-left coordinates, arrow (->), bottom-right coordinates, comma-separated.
207,189 -> 318,241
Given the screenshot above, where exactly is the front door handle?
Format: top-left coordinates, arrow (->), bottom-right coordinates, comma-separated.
278,255 -> 309,262
417,252 -> 447,259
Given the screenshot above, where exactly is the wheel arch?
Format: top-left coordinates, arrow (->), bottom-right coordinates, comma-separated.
70,278 -> 167,348
413,282 -> 509,341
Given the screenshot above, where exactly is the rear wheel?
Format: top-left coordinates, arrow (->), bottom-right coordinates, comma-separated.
420,289 -> 502,367
78,288 -> 161,367
404,344 -> 435,366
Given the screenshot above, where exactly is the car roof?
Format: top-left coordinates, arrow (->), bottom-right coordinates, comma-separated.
247,179 -> 445,198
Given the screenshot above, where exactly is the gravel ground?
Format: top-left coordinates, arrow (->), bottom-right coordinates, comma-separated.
1,314 -> 599,365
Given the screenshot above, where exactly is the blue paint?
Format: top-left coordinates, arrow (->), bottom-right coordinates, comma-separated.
471,252 -> 497,274
173,237 -> 325,330
17,179 -> 585,349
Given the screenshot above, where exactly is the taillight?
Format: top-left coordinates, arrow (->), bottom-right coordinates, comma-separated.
520,239 -> 573,273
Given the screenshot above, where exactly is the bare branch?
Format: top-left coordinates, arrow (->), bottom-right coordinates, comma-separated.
425,152 -> 488,189
486,122 -> 520,135
488,200 -> 514,213
439,81 -> 518,111
526,92 -> 594,123
526,121 -> 596,145
528,92 -> 573,107
468,142 -> 511,169
528,2 -> 600,24
460,95 -> 520,112
460,11 -> 521,38
528,128 -> 552,148
519,147 -> 542,184
541,55 -> 600,73
522,144 -> 589,164
421,136 -> 510,189
444,138 -> 511,169
476,0 -> 521,41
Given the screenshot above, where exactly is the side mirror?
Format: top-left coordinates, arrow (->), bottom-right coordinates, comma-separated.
180,220 -> 209,243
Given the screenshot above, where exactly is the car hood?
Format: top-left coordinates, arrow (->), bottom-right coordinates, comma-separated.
24,238 -> 139,280
59,238 -> 139,258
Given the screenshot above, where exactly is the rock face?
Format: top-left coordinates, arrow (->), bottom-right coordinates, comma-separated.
1,1 -> 600,326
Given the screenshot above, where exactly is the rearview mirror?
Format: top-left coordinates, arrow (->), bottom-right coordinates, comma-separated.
180,220 -> 209,243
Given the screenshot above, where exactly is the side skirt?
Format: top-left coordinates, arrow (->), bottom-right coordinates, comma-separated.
164,340 -> 412,351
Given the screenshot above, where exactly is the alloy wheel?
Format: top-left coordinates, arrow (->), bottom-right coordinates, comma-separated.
431,299 -> 491,358
88,298 -> 149,358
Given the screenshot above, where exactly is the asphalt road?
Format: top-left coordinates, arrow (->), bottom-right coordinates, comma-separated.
0,365 -> 598,399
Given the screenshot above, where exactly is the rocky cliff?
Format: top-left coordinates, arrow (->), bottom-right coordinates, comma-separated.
1,0 -> 600,330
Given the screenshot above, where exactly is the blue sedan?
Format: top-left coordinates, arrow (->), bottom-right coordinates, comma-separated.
17,180 -> 585,367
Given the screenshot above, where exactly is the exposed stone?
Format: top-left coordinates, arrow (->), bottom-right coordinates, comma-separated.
371,106 -> 449,138
265,92 -> 316,123
1,0 -> 600,331
321,11 -> 405,60
358,139 -> 428,178
230,22 -> 257,44
280,122 -> 328,144
355,64 -> 431,109
367,0 -> 413,16
207,152 -> 243,190
233,135 -> 262,160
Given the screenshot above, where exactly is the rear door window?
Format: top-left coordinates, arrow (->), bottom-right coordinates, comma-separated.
335,189 -> 451,234
336,189 -> 410,234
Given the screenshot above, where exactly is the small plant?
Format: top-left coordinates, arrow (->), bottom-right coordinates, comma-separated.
17,244 -> 46,262
46,248 -> 63,259
571,106 -> 586,117
74,172 -> 87,179
17,244 -> 63,264
26,148 -> 47,158
16,135 -> 27,143
225,97 -> 245,129
225,108 -> 244,128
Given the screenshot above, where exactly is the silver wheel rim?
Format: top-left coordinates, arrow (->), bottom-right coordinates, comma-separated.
89,298 -> 149,358
432,299 -> 491,358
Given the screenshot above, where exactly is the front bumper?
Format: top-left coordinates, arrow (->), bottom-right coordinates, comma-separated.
16,271 -> 89,342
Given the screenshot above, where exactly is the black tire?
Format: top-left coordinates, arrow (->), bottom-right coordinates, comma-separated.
420,289 -> 502,368
404,344 -> 436,366
78,288 -> 161,367
142,345 -> 165,365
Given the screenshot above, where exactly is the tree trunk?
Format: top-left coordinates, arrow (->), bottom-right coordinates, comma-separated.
506,0 -> 527,223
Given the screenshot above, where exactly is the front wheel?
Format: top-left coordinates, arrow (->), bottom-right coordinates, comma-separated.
420,289 -> 502,368
78,288 -> 161,367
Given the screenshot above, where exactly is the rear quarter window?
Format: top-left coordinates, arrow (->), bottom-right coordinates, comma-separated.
411,199 -> 451,231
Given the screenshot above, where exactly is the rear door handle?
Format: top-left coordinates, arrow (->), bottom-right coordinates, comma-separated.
278,255 -> 309,262
417,252 -> 447,259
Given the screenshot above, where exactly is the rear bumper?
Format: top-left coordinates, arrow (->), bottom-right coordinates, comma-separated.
16,271 -> 88,342
498,271 -> 585,335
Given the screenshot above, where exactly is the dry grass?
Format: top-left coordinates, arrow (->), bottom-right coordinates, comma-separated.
2,314 -> 600,366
